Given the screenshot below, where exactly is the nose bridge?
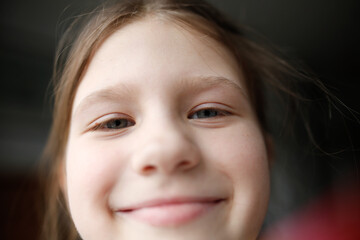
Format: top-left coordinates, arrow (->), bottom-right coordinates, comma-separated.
131,110 -> 200,176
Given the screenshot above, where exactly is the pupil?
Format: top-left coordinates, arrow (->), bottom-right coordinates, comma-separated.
200,109 -> 216,118
107,119 -> 124,128
114,120 -> 121,126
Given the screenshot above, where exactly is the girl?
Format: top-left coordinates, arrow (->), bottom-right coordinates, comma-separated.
40,0 -> 329,239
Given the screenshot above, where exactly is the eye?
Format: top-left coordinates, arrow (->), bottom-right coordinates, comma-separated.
188,108 -> 229,119
92,118 -> 135,131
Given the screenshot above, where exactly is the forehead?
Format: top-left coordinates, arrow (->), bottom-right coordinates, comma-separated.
73,16 -> 244,110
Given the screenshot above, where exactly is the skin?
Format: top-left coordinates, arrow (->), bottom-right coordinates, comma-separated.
65,16 -> 270,240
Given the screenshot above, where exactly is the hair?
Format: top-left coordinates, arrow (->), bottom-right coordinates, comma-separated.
39,0 -> 333,239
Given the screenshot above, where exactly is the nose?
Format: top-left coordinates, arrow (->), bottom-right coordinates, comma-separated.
131,121 -> 201,176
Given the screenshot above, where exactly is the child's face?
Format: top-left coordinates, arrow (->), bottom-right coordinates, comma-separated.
65,17 -> 270,240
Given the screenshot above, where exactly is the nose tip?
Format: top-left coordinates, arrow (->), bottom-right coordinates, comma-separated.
138,158 -> 197,175
131,136 -> 201,176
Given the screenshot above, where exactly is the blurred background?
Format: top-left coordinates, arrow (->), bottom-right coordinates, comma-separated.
0,0 -> 359,239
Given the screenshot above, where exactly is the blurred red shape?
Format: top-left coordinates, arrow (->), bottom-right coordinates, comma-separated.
261,181 -> 360,240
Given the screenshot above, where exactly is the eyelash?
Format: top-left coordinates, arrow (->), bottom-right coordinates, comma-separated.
91,117 -> 135,131
188,108 -> 231,119
90,107 -> 231,132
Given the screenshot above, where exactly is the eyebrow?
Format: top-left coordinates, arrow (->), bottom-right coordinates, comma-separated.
73,75 -> 247,118
73,83 -> 135,118
183,75 -> 247,97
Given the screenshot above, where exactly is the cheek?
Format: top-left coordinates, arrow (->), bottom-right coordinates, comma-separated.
222,131 -> 269,184
65,137 -> 131,237
221,122 -> 269,196
198,121 -> 270,234
200,121 -> 269,182
66,138 -> 130,200
222,127 -> 270,204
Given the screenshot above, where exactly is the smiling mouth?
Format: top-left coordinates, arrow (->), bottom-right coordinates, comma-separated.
116,197 -> 225,227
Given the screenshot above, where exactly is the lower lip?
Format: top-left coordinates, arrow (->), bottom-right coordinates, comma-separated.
118,201 -> 221,227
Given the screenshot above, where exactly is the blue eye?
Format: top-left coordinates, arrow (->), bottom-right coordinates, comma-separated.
105,119 -> 134,129
189,109 -> 225,119
93,118 -> 135,131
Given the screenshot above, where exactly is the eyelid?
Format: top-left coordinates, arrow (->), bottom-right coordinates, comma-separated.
187,103 -> 234,121
87,113 -> 134,132
188,102 -> 234,118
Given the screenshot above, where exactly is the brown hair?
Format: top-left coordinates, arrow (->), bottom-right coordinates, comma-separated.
40,0 -> 330,239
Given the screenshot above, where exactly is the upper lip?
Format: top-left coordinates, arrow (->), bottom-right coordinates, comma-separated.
116,196 -> 225,212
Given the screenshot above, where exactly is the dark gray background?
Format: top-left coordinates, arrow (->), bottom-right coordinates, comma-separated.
0,0 -> 359,238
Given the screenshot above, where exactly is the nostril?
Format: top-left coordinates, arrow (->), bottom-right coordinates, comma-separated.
177,160 -> 192,170
143,165 -> 156,173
